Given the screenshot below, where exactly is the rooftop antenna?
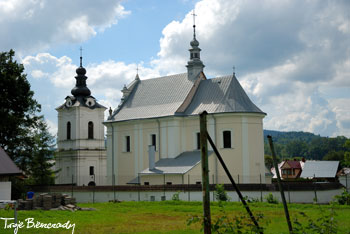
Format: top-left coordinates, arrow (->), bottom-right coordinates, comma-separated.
191,9 -> 197,39
80,46 -> 83,67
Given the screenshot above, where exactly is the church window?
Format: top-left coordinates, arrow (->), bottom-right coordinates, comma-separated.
196,132 -> 200,150
67,122 -> 71,140
125,136 -> 131,152
88,121 -> 94,139
89,166 -> 94,176
223,131 -> 232,148
151,134 -> 156,150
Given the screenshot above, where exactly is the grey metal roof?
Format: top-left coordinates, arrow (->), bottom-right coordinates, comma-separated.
111,73 -> 194,122
300,161 -> 339,178
140,151 -> 213,174
184,75 -> 264,115
108,72 -> 264,122
0,147 -> 22,176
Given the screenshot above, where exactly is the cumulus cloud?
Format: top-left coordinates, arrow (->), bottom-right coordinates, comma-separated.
150,0 -> 350,137
0,0 -> 129,53
18,0 -> 350,138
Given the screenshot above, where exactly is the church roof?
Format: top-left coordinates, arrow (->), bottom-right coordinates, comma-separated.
140,150 -> 213,175
108,72 -> 265,122
0,147 -> 22,176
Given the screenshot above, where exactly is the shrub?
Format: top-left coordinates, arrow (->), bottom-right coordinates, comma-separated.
293,207 -> 338,234
215,184 -> 229,202
172,192 -> 180,201
187,205 -> 268,233
334,189 -> 350,205
264,193 -> 278,204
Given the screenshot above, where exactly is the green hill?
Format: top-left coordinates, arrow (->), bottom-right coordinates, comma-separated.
263,130 -> 348,160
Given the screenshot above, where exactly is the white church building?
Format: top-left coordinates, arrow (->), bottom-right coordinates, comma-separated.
103,23 -> 267,185
55,57 -> 107,186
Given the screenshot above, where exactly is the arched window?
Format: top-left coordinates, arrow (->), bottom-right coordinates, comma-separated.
88,121 -> 94,139
67,122 -> 71,140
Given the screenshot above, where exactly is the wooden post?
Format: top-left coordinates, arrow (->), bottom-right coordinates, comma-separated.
200,111 -> 211,234
346,174 -> 348,192
71,174 -> 74,197
207,132 -> 262,233
268,135 -> 293,234
188,174 -> 190,201
260,174 -> 263,202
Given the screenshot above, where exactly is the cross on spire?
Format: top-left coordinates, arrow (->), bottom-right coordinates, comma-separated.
192,10 -> 197,39
233,65 -> 235,75
80,46 -> 83,67
136,64 -> 139,75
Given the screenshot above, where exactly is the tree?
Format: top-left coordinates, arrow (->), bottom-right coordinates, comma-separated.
28,120 -> 56,185
0,49 -> 55,186
0,49 -> 41,169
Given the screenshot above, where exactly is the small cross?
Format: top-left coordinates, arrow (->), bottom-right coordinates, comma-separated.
233,66 -> 235,75
136,64 -> 139,75
192,10 -> 197,26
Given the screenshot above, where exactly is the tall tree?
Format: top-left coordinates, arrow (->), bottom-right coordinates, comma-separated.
0,50 -> 55,186
0,49 -> 41,169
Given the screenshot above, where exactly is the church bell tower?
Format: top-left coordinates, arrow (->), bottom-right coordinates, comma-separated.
55,52 -> 107,186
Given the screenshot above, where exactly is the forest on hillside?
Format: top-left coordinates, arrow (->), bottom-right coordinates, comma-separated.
263,130 -> 350,167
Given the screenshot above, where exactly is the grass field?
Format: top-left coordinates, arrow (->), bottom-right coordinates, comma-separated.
0,201 -> 350,233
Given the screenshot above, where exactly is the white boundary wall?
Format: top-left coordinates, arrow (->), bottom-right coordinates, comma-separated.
0,182 -> 11,200
48,189 -> 343,204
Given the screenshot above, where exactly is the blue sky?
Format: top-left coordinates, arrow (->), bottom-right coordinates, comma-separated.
1,0 -> 350,137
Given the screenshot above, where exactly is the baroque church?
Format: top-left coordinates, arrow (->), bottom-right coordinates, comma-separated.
103,23 -> 266,185
55,21 -> 266,186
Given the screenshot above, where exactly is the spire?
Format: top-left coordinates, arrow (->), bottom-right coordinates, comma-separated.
192,9 -> 197,40
80,46 -> 83,67
186,9 -> 204,81
71,47 -> 91,97
135,64 -> 140,80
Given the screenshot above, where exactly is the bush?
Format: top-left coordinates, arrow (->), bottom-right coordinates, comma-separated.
215,184 -> 229,202
334,189 -> 350,205
264,193 -> 278,204
172,192 -> 180,201
187,204 -> 268,233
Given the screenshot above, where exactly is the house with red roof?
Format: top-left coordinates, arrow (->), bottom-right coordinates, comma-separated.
280,160 -> 302,179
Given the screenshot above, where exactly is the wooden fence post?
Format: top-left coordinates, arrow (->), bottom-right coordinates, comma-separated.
200,111 -> 211,234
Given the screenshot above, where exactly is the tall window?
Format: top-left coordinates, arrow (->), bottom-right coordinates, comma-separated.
125,136 -> 131,152
88,121 -> 94,139
151,134 -> 156,150
223,131 -> 231,148
66,122 -> 71,140
89,166 -> 94,176
196,132 -> 200,150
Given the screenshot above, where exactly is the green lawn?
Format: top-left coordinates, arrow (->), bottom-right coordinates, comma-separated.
1,201 -> 350,233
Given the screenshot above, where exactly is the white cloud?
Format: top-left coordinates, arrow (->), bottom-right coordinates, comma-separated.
18,0 -> 350,138
0,0 -> 129,53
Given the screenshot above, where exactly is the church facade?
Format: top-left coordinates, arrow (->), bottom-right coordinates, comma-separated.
104,25 -> 266,185
55,58 -> 107,186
